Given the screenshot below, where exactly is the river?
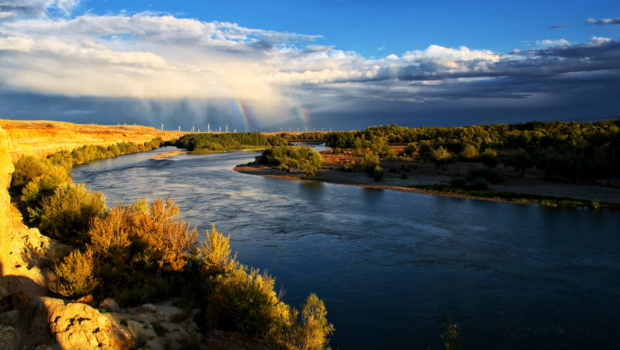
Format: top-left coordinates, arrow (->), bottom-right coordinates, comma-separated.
71,146 -> 620,350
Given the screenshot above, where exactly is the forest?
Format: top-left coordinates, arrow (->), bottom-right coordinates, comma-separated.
324,119 -> 620,184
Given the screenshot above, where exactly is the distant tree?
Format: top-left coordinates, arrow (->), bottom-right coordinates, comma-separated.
505,149 -> 535,177
300,152 -> 325,176
419,142 -> 432,161
479,148 -> 498,168
404,143 -> 417,156
460,143 -> 479,160
431,147 -> 457,171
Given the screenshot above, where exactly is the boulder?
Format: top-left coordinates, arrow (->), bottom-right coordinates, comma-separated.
74,294 -> 96,307
0,325 -> 14,350
140,303 -> 156,313
0,292 -> 30,313
14,297 -> 132,350
0,311 -> 17,326
99,298 -> 120,311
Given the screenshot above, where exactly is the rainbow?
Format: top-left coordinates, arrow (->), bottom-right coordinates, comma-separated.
233,99 -> 250,132
295,105 -> 309,131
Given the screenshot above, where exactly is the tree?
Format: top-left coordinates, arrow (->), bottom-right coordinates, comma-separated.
300,152 -> 325,176
431,147 -> 457,171
505,149 -> 534,177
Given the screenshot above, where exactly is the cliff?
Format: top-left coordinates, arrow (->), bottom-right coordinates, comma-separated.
0,126 -> 14,294
0,119 -> 187,161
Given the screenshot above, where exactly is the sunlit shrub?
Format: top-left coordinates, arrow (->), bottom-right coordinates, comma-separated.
361,153 -> 380,176
297,294 -> 335,350
49,248 -> 98,298
129,198 -> 198,273
21,166 -> 71,205
32,184 -> 106,243
11,156 -> 56,189
199,225 -> 238,276
89,204 -> 132,266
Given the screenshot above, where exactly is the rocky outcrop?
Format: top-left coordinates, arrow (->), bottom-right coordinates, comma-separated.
0,126 -> 15,298
0,120 -> 185,161
0,292 -> 29,313
12,297 -> 132,350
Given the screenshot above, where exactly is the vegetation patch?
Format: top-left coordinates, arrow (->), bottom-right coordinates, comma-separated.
412,185 -> 619,209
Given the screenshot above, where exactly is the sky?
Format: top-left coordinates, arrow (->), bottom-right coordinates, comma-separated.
0,0 -> 619,131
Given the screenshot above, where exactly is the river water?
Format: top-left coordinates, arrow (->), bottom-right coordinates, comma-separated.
71,146 -> 620,350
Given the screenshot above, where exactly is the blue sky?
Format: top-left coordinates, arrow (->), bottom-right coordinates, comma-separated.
0,0 -> 619,130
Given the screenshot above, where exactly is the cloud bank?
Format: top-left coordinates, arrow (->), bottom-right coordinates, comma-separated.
0,3 -> 619,128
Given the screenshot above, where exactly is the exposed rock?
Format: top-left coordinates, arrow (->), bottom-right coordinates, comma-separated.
0,311 -> 17,326
99,298 -> 120,311
14,297 -> 132,350
74,294 -> 95,307
0,325 -> 14,350
141,303 -> 157,313
0,291 -> 30,312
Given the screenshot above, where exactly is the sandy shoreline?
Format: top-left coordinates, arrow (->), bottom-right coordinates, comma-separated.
150,150 -> 187,159
234,164 -> 620,206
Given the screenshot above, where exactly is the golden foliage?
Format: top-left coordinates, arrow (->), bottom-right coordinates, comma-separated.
133,198 -> 199,272
199,225 -> 238,275
89,204 -> 132,265
298,294 -> 335,350
49,248 -> 98,298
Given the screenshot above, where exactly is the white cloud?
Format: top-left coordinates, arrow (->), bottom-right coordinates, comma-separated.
536,39 -> 570,47
589,36 -> 612,45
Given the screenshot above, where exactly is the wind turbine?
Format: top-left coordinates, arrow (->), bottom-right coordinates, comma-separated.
219,126 -> 221,132
226,124 -> 228,133
207,123 -> 210,133
161,123 -> 163,131
192,126 -> 195,132
178,126 -> 180,132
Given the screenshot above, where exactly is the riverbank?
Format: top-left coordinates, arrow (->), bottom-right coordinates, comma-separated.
234,163 -> 620,208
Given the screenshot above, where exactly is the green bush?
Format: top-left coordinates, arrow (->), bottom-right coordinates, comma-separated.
49,249 -> 98,298
450,177 -> 467,187
338,162 -> 354,172
460,143 -> 479,160
11,156 -> 57,189
466,166 -> 503,184
21,166 -> 71,205
479,148 -> 498,168
31,184 -> 106,243
361,153 -> 380,176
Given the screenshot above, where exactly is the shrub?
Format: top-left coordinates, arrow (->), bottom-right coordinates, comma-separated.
89,205 -> 132,266
432,147 -> 458,171
450,177 -> 467,188
49,249 -> 98,298
21,166 -> 71,205
297,294 -> 335,350
441,313 -> 462,350
466,166 -> 503,184
373,165 -> 384,182
468,177 -> 489,190
32,184 -> 106,243
384,152 -> 397,161
199,225 -> 238,276
404,143 -> 417,156
272,164 -> 289,172
337,162 -> 353,172
504,149 -> 535,177
300,152 -> 325,176
479,148 -> 498,168
361,153 -> 380,176
11,156 -> 56,189
460,143 -> 479,160
127,198 -> 198,273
